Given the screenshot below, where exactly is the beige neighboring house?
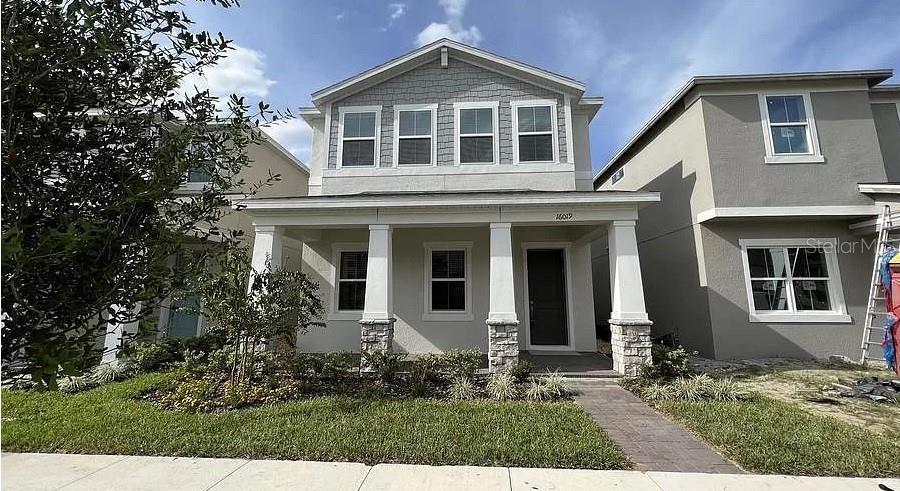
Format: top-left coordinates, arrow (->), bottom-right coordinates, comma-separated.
236,39 -> 660,374
101,132 -> 309,360
593,70 -> 900,361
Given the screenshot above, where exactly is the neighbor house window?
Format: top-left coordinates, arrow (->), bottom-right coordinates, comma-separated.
165,295 -> 202,337
336,250 -> 368,311
512,101 -> 557,163
424,242 -> 473,321
394,104 -> 437,166
759,93 -> 822,163
739,239 -> 849,323
455,102 -> 498,164
339,106 -> 381,167
611,168 -> 624,184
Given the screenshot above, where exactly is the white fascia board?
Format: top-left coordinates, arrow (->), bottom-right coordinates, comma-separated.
858,183 -> 900,194
239,191 -> 660,211
697,205 -> 881,222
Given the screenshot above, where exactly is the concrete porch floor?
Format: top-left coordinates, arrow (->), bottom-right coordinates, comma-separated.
522,352 -> 618,378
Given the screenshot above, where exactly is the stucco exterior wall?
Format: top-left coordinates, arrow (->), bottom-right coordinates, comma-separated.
240,141 -> 309,198
701,220 -> 870,360
702,91 -> 886,207
326,58 -> 568,169
871,102 -> 900,181
295,225 -> 597,353
593,100 -> 716,353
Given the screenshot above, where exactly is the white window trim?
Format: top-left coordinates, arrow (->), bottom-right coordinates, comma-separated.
521,242 -> 576,351
423,241 -> 474,321
758,92 -> 824,164
330,242 -> 368,320
511,99 -> 559,164
738,238 -> 850,324
453,101 -> 500,166
392,103 -> 438,167
336,105 -> 382,169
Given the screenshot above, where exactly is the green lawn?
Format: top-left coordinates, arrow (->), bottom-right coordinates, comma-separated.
658,395 -> 900,477
1,372 -> 629,469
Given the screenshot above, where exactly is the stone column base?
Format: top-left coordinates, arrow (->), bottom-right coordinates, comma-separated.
360,318 -> 395,371
487,319 -> 519,373
609,318 -> 653,376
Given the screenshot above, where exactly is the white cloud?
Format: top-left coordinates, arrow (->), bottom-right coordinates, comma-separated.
389,3 -> 406,20
180,44 -> 276,101
415,0 -> 482,47
262,118 -> 312,163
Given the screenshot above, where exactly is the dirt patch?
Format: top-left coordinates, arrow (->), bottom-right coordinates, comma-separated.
694,358 -> 900,439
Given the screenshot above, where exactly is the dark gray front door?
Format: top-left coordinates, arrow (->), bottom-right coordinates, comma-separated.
526,248 -> 569,346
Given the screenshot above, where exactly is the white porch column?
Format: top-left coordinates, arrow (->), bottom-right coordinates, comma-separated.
487,223 -> 519,372
250,225 -> 284,276
608,220 -> 653,375
360,225 -> 395,360
101,303 -> 141,364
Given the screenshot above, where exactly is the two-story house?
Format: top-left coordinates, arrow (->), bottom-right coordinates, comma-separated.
593,70 -> 900,362
240,39 -> 660,374
101,133 -> 310,360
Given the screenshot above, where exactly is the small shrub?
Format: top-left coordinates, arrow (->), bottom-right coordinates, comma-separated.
321,352 -> 356,379
441,348 -> 481,379
448,376 -> 476,401
540,370 -> 573,398
707,377 -> 748,401
59,375 -> 99,394
670,374 -> 711,401
508,359 -> 533,383
639,344 -> 695,381
362,350 -> 406,383
126,343 -> 173,372
410,354 -> 446,383
207,345 -> 237,374
525,378 -> 555,401
90,362 -> 134,384
291,353 -> 326,378
640,381 -> 675,402
487,373 -> 518,401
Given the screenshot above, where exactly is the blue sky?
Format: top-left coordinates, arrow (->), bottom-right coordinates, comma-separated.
183,0 -> 900,173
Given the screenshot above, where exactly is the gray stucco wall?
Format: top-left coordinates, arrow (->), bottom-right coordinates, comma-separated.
702,91 -> 886,207
871,102 -> 900,181
701,220 -> 871,360
326,58 -> 568,168
296,225 -> 596,353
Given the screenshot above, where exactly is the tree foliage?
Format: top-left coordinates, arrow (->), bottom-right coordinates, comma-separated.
1,0 -> 283,389
192,247 -> 325,384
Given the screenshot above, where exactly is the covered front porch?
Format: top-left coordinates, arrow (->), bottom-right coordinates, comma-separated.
242,191 -> 658,374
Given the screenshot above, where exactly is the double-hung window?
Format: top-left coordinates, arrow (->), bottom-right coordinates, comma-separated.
759,93 -> 823,163
335,248 -> 368,312
394,104 -> 437,166
455,102 -> 498,164
424,243 -> 472,320
166,295 -> 203,338
739,239 -> 849,323
339,106 -> 381,167
512,101 -> 557,163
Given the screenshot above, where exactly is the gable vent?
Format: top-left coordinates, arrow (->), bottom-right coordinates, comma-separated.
440,47 -> 448,68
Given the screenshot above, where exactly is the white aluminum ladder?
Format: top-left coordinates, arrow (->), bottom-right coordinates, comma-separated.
860,205 -> 900,365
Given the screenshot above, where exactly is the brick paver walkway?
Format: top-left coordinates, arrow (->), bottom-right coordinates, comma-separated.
573,380 -> 743,473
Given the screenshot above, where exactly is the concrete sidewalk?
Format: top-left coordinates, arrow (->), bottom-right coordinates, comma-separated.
2,453 -> 897,491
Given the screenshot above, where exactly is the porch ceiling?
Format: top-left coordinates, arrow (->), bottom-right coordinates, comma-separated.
236,190 -> 660,228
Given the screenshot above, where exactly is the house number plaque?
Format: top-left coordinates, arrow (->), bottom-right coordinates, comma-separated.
555,212 -> 574,221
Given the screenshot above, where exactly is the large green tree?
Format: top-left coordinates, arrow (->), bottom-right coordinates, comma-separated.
1,0 -> 282,389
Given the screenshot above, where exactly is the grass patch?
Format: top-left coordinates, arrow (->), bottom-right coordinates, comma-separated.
658,395 -> 900,477
1,372 -> 628,469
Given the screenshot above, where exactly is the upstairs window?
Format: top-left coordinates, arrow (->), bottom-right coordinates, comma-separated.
759,93 -> 822,163
455,102 -> 498,164
339,107 -> 380,167
394,104 -> 436,166
513,101 -> 557,163
337,250 -> 368,311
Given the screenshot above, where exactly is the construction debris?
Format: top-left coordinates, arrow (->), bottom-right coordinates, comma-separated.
824,377 -> 900,402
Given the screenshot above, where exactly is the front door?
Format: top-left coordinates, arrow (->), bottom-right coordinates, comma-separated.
526,248 -> 569,347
